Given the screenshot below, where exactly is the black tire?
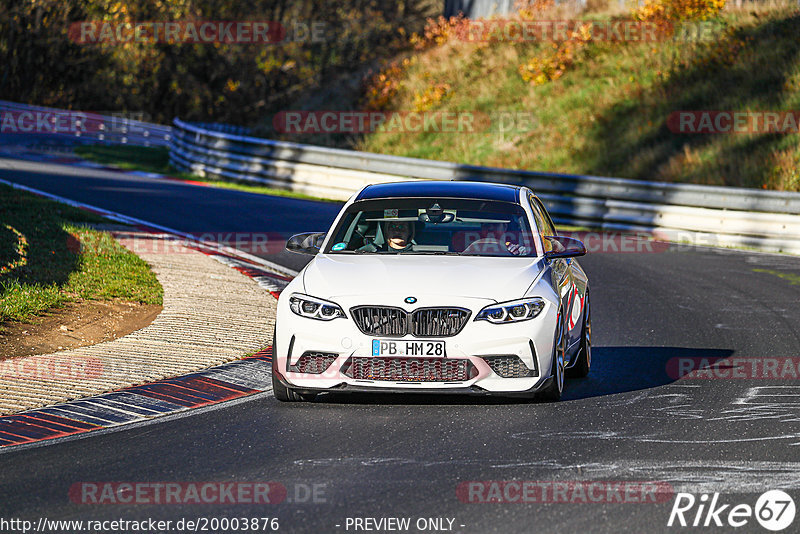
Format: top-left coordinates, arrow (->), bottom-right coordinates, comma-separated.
272,372 -> 316,401
539,309 -> 566,402
567,292 -> 591,379
271,327 -> 316,402
271,366 -> 300,402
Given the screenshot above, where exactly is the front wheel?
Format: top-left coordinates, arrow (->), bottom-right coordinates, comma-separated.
539,309 -> 566,402
272,361 -> 317,402
271,328 -> 316,402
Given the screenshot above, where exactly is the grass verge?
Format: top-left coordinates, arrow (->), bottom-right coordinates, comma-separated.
0,183 -> 163,324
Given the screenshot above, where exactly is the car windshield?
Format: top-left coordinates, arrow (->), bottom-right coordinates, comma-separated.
324,198 -> 540,256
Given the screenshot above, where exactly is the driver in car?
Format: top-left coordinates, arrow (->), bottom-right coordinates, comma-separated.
359,220 -> 415,252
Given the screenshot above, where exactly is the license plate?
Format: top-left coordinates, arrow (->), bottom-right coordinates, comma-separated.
372,339 -> 446,357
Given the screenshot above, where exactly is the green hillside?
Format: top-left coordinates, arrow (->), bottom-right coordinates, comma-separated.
263,0 -> 800,191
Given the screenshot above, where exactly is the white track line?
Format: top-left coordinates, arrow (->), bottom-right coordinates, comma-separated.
0,176 -> 299,278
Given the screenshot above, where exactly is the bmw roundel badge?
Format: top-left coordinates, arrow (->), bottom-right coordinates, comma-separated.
405,296 -> 417,304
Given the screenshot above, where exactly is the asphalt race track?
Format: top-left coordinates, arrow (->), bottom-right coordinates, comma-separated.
0,155 -> 343,273
2,156 -> 800,533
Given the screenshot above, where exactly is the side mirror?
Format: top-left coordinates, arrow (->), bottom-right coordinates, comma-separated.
544,235 -> 586,260
286,232 -> 326,255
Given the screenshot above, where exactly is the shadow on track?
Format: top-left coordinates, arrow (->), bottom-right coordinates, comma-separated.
563,346 -> 735,401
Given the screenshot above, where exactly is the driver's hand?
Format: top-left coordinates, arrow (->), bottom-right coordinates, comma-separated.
506,242 -> 526,255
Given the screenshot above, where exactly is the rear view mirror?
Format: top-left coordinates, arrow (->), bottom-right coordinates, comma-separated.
286,232 -> 326,255
544,235 -> 586,260
419,212 -> 455,224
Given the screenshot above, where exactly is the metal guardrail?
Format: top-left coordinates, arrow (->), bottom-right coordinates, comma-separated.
0,100 -> 172,147
191,122 -> 251,136
167,117 -> 798,255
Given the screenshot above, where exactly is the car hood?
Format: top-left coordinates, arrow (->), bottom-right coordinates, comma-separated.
302,254 -> 545,303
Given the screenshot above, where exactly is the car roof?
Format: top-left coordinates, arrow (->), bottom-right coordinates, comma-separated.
354,181 -> 521,203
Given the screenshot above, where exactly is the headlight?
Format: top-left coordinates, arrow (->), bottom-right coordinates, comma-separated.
288,293 -> 346,321
474,298 -> 545,324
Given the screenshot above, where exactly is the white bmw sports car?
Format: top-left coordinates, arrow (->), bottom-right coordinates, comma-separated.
273,181 -> 590,402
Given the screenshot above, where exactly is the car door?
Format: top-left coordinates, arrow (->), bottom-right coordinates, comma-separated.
529,194 -> 587,355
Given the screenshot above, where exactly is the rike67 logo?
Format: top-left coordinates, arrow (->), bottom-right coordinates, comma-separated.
668,491 -> 795,531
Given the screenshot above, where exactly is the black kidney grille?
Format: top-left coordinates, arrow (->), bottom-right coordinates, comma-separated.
350,306 -> 470,337
351,307 -> 407,337
412,308 -> 470,337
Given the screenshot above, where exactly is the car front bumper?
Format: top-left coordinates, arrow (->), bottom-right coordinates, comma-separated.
274,290 -> 560,396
